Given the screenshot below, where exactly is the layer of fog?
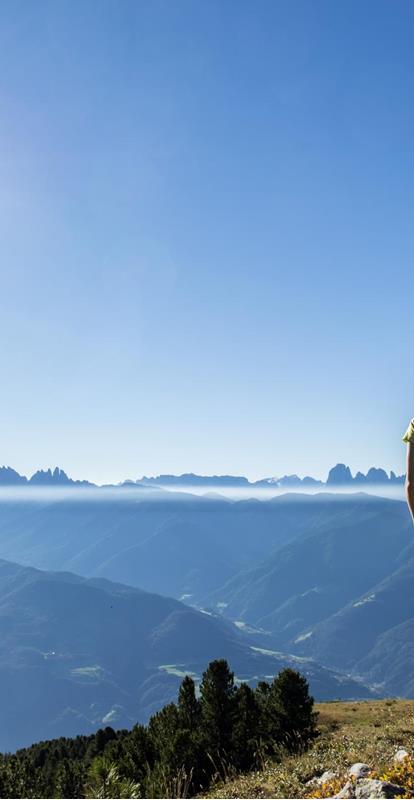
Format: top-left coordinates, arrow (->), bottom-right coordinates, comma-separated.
0,484 -> 405,503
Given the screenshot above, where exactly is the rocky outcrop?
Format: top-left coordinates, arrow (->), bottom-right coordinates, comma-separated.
29,467 -> 92,486
394,749 -> 409,763
307,748 -> 414,800
348,763 -> 371,779
0,466 -> 27,485
310,755 -> 414,799
335,778 -> 408,798
327,464 -> 354,485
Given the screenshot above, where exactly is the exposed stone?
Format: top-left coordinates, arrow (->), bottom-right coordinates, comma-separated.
354,778 -> 407,798
365,467 -> 389,484
327,463 -> 353,485
307,769 -> 338,787
394,748 -> 410,763
306,769 -> 338,786
334,777 -> 409,799
334,780 -> 355,798
319,770 -> 338,784
348,763 -> 371,779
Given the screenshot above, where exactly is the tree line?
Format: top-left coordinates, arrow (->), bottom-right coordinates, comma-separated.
0,660 -> 318,798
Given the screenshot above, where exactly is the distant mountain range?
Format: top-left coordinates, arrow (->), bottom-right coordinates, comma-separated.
0,490 -> 349,599
0,462 -> 405,488
201,493 -> 414,703
205,495 -> 413,637
0,466 -> 92,486
0,558 -> 372,752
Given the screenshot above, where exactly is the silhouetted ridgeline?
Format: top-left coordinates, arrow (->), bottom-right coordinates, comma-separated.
0,659 -> 317,799
0,466 -> 92,486
0,462 -> 405,487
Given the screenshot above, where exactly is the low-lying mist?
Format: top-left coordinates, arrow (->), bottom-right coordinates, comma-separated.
0,483 -> 405,503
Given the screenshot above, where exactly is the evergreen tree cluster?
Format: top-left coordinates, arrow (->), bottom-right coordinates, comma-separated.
0,661 -> 317,799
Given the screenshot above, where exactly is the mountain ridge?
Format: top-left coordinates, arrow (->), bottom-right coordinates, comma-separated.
0,462 -> 406,488
0,557 -> 374,752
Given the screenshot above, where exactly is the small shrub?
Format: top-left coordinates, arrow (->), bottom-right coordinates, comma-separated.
380,755 -> 414,794
305,775 -> 350,799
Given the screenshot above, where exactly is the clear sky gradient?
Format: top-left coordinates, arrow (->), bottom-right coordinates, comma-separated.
1,0 -> 413,484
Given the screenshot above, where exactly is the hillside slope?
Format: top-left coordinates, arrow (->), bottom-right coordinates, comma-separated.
0,493 -> 405,603
0,559 -> 372,752
0,493 -> 320,599
206,498 -> 412,642
293,556 -> 414,693
203,699 -> 414,798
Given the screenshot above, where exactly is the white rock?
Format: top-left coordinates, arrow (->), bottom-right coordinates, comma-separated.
305,777 -> 320,787
348,763 -> 371,779
394,748 -> 410,763
306,770 -> 337,787
319,769 -> 338,784
354,778 -> 407,798
334,780 -> 354,798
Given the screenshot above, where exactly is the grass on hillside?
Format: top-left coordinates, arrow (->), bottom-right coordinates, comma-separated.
201,699 -> 414,798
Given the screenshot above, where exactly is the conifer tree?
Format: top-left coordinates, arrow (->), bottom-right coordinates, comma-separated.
255,678 -> 281,748
200,659 -> 235,759
269,668 -> 318,752
178,675 -> 201,732
55,759 -> 85,799
84,756 -> 140,799
231,683 -> 260,770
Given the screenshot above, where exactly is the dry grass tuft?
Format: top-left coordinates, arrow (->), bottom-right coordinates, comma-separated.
200,699 -> 414,799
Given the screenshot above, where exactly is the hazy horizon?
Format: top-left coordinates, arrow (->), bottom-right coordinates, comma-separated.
0,458 -> 406,487
0,482 -> 406,504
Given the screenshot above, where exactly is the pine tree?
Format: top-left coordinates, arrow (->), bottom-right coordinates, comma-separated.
105,724 -> 154,794
148,703 -> 200,797
84,756 -> 140,799
231,683 -> 260,770
269,668 -> 318,752
148,703 -> 181,761
178,675 -> 201,732
255,678 -> 281,750
200,659 -> 235,761
55,758 -> 85,798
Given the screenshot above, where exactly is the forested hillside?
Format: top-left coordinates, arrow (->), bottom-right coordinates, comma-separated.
0,660 -> 317,799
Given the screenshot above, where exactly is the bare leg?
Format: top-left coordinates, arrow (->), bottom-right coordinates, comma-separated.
405,442 -> 414,524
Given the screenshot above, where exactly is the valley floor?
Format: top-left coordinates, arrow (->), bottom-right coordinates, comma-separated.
202,699 -> 414,798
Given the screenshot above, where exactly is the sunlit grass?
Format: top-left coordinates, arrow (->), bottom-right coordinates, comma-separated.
201,699 -> 414,798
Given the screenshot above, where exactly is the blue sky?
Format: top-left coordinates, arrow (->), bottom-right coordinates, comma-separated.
0,0 -> 413,483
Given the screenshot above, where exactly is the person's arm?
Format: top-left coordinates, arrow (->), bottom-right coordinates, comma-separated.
405,441 -> 414,523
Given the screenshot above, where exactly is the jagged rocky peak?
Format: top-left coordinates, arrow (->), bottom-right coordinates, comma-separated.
354,467 -> 389,484
331,465 -> 405,486
29,467 -> 72,485
366,467 -> 389,484
0,466 -> 27,485
354,471 -> 367,483
327,463 -> 354,485
0,462 -> 406,489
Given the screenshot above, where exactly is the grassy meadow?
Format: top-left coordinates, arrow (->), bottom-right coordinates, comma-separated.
202,699 -> 414,798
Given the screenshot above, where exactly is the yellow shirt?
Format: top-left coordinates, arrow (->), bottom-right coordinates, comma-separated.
403,419 -> 414,443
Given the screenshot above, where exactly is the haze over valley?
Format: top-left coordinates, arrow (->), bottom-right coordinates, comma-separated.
0,472 -> 412,751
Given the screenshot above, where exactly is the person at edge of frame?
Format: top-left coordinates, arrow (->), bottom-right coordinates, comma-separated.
403,418 -> 414,523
